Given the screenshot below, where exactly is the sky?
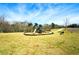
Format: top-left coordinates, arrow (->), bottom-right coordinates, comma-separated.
0,3 -> 79,25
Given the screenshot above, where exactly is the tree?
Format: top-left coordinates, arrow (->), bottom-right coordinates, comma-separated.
0,16 -> 11,32
64,17 -> 69,30
50,22 -> 55,29
68,24 -> 79,28
11,22 -> 27,32
43,24 -> 51,32
24,22 -> 33,32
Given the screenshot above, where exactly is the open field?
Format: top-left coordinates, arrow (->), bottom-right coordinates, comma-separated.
0,28 -> 79,55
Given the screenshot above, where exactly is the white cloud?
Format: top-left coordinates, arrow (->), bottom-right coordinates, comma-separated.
3,3 -> 79,25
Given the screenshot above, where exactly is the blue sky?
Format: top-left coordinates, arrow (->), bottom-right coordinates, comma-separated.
0,3 -> 79,25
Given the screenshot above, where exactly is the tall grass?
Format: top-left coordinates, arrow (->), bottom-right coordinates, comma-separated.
0,29 -> 79,55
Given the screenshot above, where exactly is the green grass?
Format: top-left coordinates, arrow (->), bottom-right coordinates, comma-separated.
0,29 -> 79,55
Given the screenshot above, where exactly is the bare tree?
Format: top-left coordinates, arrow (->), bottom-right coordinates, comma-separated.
0,16 -> 11,32
64,17 -> 69,30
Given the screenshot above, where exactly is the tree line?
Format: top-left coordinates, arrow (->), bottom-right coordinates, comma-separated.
0,16 -> 79,33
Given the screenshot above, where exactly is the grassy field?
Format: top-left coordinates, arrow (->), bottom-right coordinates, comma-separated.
0,28 -> 79,55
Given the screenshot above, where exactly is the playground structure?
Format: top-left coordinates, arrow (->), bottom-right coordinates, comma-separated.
23,17 -> 68,36
24,29 -> 53,36
24,24 -> 53,36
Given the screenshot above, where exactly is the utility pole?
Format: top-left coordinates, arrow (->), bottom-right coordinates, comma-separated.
65,17 -> 68,31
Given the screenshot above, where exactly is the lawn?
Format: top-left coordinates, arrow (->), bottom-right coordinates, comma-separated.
0,28 -> 79,55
